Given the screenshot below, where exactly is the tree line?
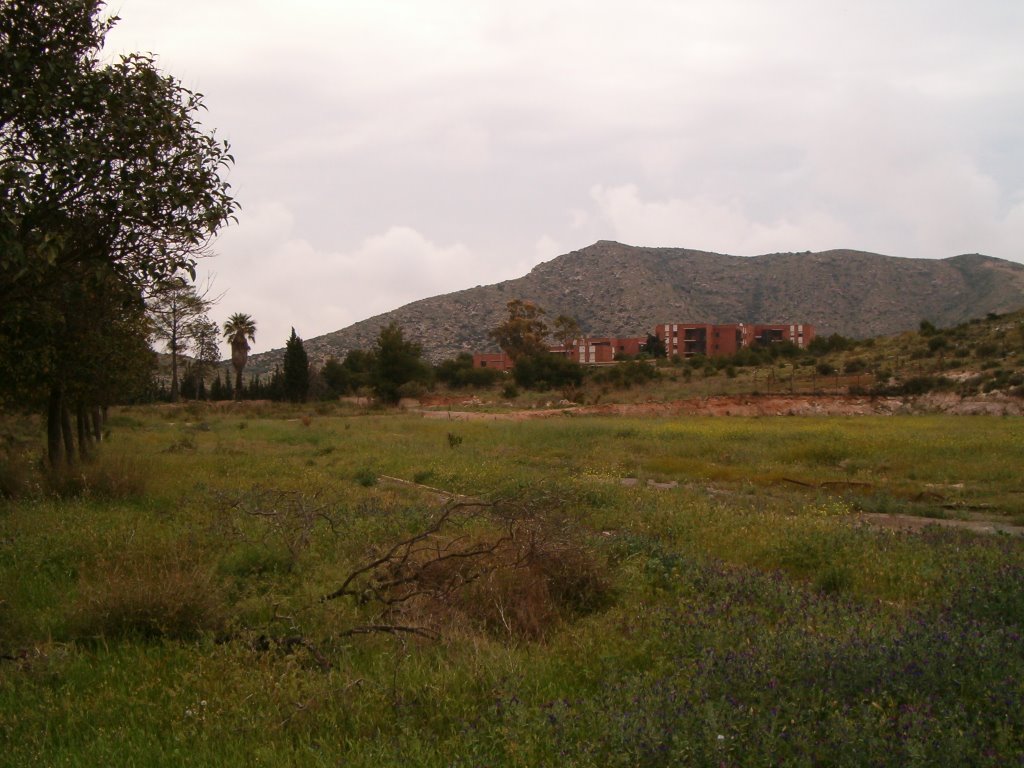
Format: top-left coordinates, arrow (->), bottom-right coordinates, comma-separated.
1,0 -> 236,467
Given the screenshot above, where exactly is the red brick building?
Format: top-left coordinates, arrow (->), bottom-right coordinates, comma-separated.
472,352 -> 514,371
560,336 -> 647,364
655,322 -> 814,358
473,323 -> 813,369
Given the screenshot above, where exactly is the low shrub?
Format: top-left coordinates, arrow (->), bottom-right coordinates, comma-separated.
46,453 -> 150,499
513,353 -> 583,391
0,448 -> 37,499
354,467 -> 377,487
66,550 -> 227,641
452,532 -> 613,640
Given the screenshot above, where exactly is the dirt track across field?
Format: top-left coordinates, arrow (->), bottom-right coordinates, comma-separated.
418,392 -> 1024,421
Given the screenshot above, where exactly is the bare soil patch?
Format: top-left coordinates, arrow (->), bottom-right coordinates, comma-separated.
421,393 -> 1024,421
854,513 -> 1024,537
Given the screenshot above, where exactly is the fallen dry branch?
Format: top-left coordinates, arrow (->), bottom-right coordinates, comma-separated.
241,633 -> 333,671
338,624 -> 439,640
321,491 -> 610,641
321,498 -> 508,606
780,477 -> 874,489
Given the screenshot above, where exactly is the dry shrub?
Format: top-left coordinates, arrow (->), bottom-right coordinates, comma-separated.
328,501 -> 613,642
452,535 -> 612,641
67,549 -> 226,641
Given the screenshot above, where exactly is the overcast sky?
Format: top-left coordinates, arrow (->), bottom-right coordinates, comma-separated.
104,0 -> 1024,355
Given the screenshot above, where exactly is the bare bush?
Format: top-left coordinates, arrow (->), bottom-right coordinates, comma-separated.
323,496 -> 612,641
213,487 -> 338,572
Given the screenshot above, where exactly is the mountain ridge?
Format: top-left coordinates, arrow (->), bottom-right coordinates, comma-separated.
247,242 -> 1024,371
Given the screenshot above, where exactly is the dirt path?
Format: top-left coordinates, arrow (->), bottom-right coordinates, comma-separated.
418,392 -> 1024,421
853,513 -> 1024,536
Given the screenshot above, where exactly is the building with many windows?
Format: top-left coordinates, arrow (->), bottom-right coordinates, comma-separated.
654,322 -> 814,358
473,322 -> 814,369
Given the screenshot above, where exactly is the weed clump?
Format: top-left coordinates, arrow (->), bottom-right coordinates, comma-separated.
66,550 -> 226,641
354,467 -> 377,487
46,453 -> 150,499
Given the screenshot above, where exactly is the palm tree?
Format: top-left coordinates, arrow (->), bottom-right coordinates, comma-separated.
222,313 -> 256,400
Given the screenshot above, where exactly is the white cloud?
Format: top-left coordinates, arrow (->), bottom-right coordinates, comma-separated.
588,184 -> 852,256
98,0 -> 1024,354
202,203 -> 538,354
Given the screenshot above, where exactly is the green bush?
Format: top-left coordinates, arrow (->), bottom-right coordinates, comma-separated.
435,353 -> 502,388
590,361 -> 660,389
512,353 -> 583,391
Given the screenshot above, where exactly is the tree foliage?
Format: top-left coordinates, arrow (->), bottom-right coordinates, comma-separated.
642,333 -> 667,358
435,353 -> 501,388
489,299 -> 549,362
512,352 -> 583,391
0,0 -> 236,464
283,327 -> 310,403
146,276 -> 216,401
552,314 -> 582,350
222,313 -> 256,399
373,322 -> 430,404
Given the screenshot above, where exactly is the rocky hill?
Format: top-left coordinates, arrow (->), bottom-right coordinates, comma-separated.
248,241 -> 1024,370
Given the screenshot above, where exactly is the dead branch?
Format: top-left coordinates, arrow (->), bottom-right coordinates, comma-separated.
320,495 -> 548,640
321,499 -> 495,603
338,625 -> 438,640
780,477 -> 874,489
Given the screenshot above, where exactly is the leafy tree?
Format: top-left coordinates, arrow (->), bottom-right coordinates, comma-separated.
0,0 -> 236,465
642,333 -> 667,358
373,322 -> 430,404
435,353 -> 501,388
146,276 -> 216,401
283,327 -> 310,403
223,313 -> 256,399
808,333 -> 853,355
222,369 -> 233,400
209,372 -> 225,401
189,317 -> 221,399
489,299 -> 549,362
512,352 -> 583,391
552,314 -> 582,350
320,357 -> 349,398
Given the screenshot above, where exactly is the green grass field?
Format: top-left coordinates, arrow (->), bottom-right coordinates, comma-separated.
2,405 -> 1023,765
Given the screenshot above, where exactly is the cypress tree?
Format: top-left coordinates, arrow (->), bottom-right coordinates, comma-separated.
283,328 -> 310,403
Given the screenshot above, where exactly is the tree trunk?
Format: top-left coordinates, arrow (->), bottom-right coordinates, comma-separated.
235,367 -> 243,400
76,404 -> 92,460
91,406 -> 103,442
47,387 -> 63,468
60,403 -> 75,466
170,345 -> 179,403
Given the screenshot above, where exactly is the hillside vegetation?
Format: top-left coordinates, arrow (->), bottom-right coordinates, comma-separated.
248,242 -> 1024,370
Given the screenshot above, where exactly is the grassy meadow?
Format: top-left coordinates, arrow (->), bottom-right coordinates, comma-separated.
2,403 -> 1024,765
